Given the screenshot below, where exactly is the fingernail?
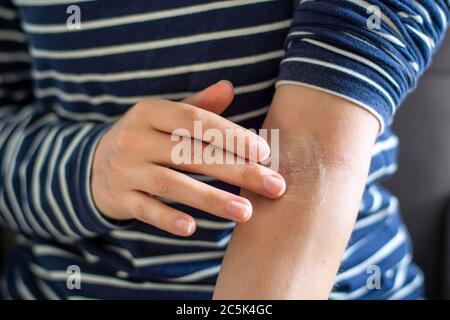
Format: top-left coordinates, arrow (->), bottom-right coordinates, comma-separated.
263,175 -> 286,196
218,79 -> 233,90
225,200 -> 252,221
175,218 -> 195,235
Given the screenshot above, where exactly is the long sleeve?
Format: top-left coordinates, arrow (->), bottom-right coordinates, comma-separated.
277,0 -> 450,132
0,1 -> 120,241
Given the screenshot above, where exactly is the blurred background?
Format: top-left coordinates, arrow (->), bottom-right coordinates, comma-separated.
385,33 -> 450,299
0,34 -> 449,300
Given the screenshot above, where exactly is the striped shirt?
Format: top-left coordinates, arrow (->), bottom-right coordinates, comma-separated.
0,0 -> 448,300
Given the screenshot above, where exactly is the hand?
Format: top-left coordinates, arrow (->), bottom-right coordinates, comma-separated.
91,81 -> 286,236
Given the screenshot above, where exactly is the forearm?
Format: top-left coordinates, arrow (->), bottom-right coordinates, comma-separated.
213,85 -> 378,299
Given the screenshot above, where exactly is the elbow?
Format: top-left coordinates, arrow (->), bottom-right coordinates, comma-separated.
278,132 -> 366,192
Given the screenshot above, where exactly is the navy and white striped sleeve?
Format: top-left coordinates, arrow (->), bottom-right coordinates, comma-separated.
277,0 -> 450,132
0,1 -> 121,240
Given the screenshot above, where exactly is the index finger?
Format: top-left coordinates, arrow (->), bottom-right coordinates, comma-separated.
140,99 -> 271,162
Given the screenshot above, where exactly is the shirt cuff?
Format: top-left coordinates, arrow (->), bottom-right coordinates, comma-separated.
74,123 -> 131,235
276,40 -> 397,134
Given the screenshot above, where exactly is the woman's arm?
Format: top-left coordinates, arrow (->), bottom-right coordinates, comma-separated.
214,0 -> 449,299
213,84 -> 378,299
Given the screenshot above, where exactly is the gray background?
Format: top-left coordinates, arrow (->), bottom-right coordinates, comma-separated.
386,33 -> 450,299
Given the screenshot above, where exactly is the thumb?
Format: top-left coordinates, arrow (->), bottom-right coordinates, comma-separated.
182,80 -> 234,115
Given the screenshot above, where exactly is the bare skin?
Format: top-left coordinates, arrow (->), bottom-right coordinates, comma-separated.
91,81 -> 286,237
92,80 -> 378,298
213,84 -> 379,299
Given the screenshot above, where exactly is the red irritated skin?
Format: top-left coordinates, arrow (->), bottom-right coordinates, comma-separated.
91,80 -> 286,237
213,84 -> 379,299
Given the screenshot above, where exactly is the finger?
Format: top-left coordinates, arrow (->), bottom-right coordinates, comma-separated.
148,131 -> 286,198
124,190 -> 196,237
141,99 -> 270,162
132,165 -> 253,222
180,163 -> 286,199
182,80 -> 234,115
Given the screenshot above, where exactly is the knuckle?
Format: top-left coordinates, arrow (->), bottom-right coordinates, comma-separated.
131,99 -> 157,121
241,163 -> 263,181
130,101 -> 145,116
204,189 -> 223,208
184,107 -> 203,124
131,99 -> 161,127
152,170 -> 175,195
134,99 -> 154,113
115,129 -> 135,150
133,201 -> 149,221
